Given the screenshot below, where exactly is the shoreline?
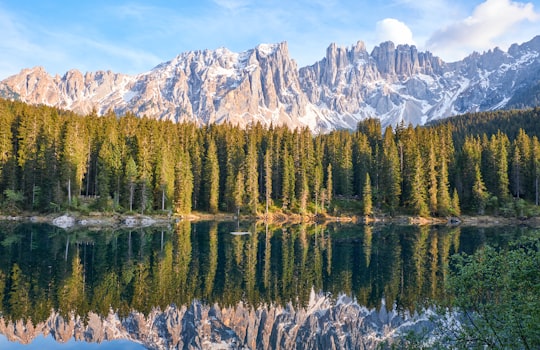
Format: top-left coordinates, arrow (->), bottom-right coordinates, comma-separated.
1,211 -> 540,229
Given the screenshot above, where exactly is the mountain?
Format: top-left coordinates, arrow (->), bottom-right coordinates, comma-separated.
0,291 -> 435,349
1,36 -> 540,132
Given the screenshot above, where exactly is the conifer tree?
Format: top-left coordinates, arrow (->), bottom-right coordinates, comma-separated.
437,148 -> 452,216
233,170 -> 245,215
451,188 -> 461,216
125,156 -> 138,212
174,151 -> 193,215
264,147 -> 272,215
427,142 -> 438,215
363,173 -> 373,216
281,147 -> 295,210
381,127 -> 401,214
245,135 -> 259,214
326,163 -> 333,208
472,164 -> 489,215
532,136 -> 540,206
410,151 -> 429,217
203,138 -> 220,214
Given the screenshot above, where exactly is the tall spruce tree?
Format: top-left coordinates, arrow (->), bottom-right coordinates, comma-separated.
203,138 -> 220,214
245,135 -> 259,214
174,151 -> 193,215
363,173 -> 373,216
381,127 -> 401,214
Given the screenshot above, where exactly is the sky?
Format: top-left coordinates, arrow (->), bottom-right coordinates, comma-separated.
0,0 -> 539,79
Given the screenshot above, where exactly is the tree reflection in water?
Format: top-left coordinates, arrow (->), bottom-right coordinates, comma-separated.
0,221 -> 526,325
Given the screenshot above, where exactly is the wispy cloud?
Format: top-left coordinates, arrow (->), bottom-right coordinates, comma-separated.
0,3 -> 162,78
212,0 -> 250,11
426,0 -> 540,60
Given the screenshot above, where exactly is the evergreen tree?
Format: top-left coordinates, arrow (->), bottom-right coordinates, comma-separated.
409,151 -> 429,217
427,142 -> 438,215
381,127 -> 401,214
174,151 -> 193,215
472,164 -> 489,215
532,136 -> 540,206
125,156 -> 138,212
451,188 -> 461,216
326,163 -> 333,209
264,147 -> 272,215
281,146 -> 295,210
437,147 -> 452,216
363,173 -> 373,217
245,135 -> 259,214
202,138 -> 220,214
233,170 -> 245,215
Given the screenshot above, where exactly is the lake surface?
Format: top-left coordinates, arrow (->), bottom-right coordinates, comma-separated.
0,221 -> 530,348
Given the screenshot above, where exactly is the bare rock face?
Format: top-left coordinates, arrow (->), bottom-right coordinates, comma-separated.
1,36 -> 539,131
0,292 -> 436,349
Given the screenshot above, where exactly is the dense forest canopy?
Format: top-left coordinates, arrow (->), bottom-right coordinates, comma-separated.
1,98 -> 540,217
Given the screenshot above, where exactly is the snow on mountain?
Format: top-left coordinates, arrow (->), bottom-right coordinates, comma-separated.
1,36 -> 539,131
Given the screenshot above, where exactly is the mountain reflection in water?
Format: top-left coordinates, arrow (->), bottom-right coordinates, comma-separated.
0,221 -> 527,348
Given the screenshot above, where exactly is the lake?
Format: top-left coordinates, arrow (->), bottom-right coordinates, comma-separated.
0,221 -> 530,349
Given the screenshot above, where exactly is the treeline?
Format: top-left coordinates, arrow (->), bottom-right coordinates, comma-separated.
1,98 -> 540,217
429,106 -> 540,143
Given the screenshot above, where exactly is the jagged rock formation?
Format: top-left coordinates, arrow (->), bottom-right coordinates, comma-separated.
0,291 -> 434,349
1,36 -> 539,132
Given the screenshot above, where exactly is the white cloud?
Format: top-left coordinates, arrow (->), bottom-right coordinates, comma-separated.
375,18 -> 415,45
426,0 -> 540,61
212,0 -> 250,11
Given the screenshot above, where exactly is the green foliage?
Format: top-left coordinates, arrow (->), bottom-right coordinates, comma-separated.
363,173 -> 373,216
443,233 -> 540,349
0,98 -> 540,217
2,189 -> 24,212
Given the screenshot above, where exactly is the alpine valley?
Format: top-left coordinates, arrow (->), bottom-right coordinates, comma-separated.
1,36 -> 540,132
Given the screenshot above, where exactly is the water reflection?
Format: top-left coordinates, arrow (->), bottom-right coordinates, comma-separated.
0,221 -> 527,326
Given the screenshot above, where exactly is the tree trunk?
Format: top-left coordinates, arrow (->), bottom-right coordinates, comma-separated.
129,182 -> 134,212
162,187 -> 165,211
68,178 -> 72,206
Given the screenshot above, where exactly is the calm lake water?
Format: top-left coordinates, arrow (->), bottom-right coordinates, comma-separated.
0,221 -> 531,348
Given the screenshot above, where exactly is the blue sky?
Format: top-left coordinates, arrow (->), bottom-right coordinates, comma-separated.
0,0 -> 539,79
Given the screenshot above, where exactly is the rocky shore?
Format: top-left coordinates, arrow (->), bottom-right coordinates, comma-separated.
1,211 -> 539,229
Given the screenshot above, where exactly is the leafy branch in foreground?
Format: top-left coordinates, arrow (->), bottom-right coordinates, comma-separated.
442,232 -> 540,349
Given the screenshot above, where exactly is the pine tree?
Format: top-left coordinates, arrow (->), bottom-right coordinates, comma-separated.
326,163 -> 333,209
264,147 -> 272,215
427,142 -> 438,215
233,170 -> 245,215
203,138 -> 220,214
451,188 -> 461,216
363,173 -> 373,216
281,146 -> 295,210
381,127 -> 401,214
410,151 -> 429,217
437,147 -> 452,216
174,151 -> 193,215
472,164 -> 489,215
532,136 -> 540,206
125,156 -> 138,212
245,135 -> 259,214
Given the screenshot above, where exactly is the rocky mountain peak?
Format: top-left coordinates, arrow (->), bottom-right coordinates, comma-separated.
1,36 -> 539,131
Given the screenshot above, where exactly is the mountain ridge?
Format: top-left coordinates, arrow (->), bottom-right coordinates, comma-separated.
1,35 -> 539,132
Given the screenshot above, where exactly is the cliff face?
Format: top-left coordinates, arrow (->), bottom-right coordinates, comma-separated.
0,292 -> 434,349
1,36 -> 539,131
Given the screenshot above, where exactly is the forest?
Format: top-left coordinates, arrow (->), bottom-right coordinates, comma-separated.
1,98 -> 540,218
